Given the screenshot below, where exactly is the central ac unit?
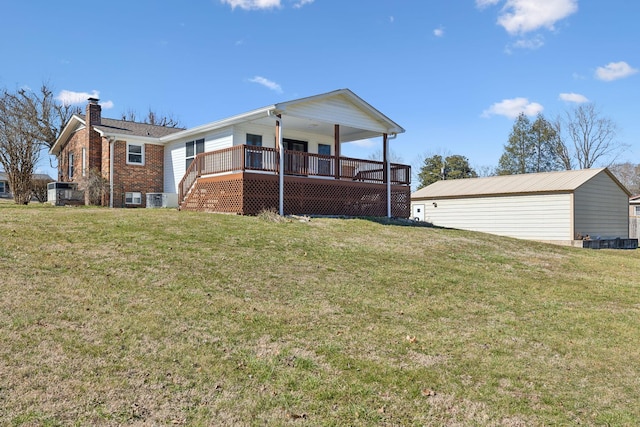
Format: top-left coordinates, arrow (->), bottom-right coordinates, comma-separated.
146,193 -> 178,208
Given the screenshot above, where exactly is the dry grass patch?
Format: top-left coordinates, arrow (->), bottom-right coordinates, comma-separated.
1,204 -> 640,425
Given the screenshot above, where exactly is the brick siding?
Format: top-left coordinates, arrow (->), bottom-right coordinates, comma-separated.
57,112 -> 165,207
111,141 -> 164,208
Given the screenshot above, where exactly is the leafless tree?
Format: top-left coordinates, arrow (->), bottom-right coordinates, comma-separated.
608,162 -> 640,195
0,84 -> 74,204
31,177 -> 52,203
557,103 -> 626,169
121,108 -> 183,128
551,118 -> 574,170
81,168 -> 110,205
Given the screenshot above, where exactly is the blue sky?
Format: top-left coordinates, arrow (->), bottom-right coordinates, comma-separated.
1,0 -> 638,180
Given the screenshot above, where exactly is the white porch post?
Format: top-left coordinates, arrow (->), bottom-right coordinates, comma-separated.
384,133 -> 391,218
277,115 -> 284,216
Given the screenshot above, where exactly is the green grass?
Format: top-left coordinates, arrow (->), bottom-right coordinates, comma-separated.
1,201 -> 640,426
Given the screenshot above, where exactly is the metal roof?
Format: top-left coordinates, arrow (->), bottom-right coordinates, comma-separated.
412,168 -> 631,199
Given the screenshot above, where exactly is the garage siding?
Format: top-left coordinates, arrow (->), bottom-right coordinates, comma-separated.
422,193 -> 573,241
574,173 -> 629,238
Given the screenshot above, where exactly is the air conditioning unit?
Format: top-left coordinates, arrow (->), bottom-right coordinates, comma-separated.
48,182 -> 83,205
146,193 -> 179,208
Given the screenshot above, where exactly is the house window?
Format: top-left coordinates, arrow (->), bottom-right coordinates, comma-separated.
246,134 -> 263,169
318,144 -> 331,175
127,143 -> 144,165
0,182 -> 7,193
68,152 -> 74,179
635,206 -> 640,216
82,147 -> 87,177
186,138 -> 205,170
125,192 -> 142,205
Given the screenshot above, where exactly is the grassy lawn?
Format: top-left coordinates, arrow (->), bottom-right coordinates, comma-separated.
1,202 -> 640,426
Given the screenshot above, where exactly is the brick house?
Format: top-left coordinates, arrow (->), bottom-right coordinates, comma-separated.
50,89 -> 411,216
50,99 -> 183,207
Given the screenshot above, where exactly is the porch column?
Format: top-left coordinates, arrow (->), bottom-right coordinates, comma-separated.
334,124 -> 340,180
277,115 -> 284,215
384,133 -> 391,218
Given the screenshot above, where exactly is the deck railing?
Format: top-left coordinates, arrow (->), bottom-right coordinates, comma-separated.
178,145 -> 411,201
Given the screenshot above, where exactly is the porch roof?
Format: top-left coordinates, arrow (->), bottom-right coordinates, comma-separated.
159,88 -> 405,144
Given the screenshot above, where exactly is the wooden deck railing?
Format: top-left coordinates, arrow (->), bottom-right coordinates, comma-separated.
178,145 -> 411,202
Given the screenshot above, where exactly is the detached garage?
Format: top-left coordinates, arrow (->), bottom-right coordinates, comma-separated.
411,168 -> 631,245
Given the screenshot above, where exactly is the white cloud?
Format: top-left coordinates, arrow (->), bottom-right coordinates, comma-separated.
481,97 -> 543,119
249,76 -> 283,93
293,0 -> 314,8
479,0 -> 578,35
476,0 -> 500,8
389,16 -> 395,24
559,92 -> 589,103
506,34 -> 544,52
346,139 -> 377,148
56,90 -> 100,106
221,0 -> 280,10
433,27 -> 444,37
56,90 -> 114,109
595,61 -> 638,81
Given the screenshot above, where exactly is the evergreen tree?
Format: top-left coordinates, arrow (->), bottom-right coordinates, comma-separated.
417,154 -> 477,189
497,113 -> 564,175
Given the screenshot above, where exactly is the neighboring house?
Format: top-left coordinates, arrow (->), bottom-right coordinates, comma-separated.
0,172 -> 10,198
411,168 -> 631,245
630,195 -> 640,239
0,172 -> 53,199
630,195 -> 640,218
50,89 -> 411,216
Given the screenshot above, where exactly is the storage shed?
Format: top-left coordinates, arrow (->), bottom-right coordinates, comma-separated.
411,168 -> 631,245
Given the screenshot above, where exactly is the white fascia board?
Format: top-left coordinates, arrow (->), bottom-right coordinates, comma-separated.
102,133 -> 164,145
49,114 -> 85,155
276,88 -> 405,135
159,106 -> 275,144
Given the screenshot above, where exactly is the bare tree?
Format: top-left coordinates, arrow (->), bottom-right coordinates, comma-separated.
0,84 -> 73,204
558,103 -> 626,169
81,168 -> 110,205
367,148 -> 404,163
551,118 -> 574,170
608,162 -> 640,195
474,164 -> 497,177
31,177 -> 52,203
121,108 -> 183,128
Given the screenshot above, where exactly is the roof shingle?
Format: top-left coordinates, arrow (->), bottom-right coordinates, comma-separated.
94,118 -> 185,138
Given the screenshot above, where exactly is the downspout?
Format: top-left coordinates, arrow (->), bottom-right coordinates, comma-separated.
108,137 -> 115,208
386,133 -> 397,218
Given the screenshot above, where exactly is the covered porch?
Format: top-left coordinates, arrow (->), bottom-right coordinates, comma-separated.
178,145 -> 411,217
175,89 -> 410,217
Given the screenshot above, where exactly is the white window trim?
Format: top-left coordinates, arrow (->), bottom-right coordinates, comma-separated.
125,191 -> 142,205
126,142 -> 145,166
68,152 -> 74,179
82,147 -> 86,177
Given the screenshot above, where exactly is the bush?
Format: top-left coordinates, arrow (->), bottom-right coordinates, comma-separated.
31,178 -> 51,203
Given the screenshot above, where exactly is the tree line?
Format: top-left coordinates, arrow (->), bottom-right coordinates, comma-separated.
417,103 -> 637,193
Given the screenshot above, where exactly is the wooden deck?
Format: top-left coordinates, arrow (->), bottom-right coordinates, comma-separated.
179,146 -> 411,217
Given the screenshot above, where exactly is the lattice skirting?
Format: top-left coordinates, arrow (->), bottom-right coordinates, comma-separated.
181,172 -> 410,217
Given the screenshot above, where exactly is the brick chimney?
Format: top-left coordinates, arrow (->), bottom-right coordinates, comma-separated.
87,97 -> 101,126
